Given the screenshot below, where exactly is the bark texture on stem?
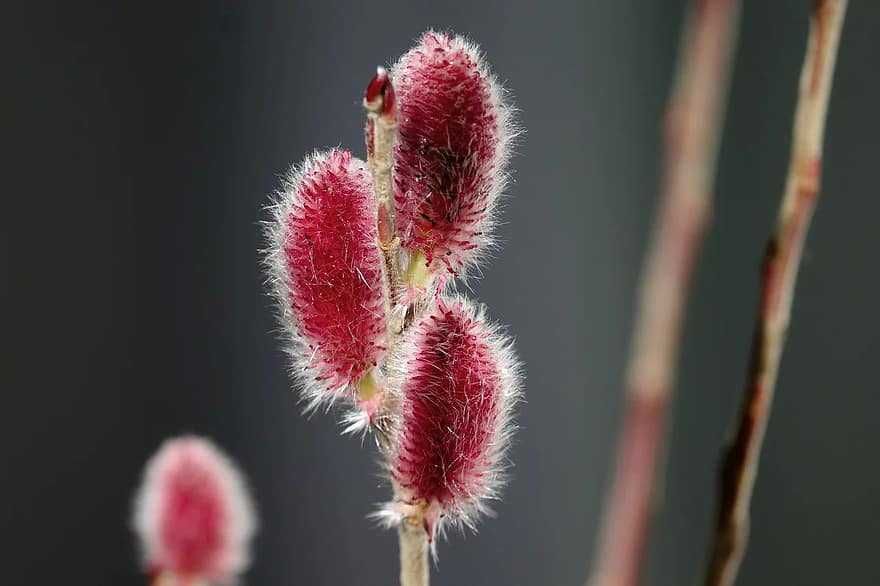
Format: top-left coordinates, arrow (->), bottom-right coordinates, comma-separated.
589,2 -> 741,585
364,67 -> 403,336
398,519 -> 430,586
705,3 -> 847,585
366,67 -> 432,586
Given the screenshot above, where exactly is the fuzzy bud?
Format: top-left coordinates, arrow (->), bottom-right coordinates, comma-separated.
380,296 -> 522,540
392,31 -> 514,278
132,436 -> 257,584
266,149 -> 388,411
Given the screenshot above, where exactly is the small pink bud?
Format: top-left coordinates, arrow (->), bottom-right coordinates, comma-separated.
392,31 -> 514,276
381,296 -> 522,539
364,66 -> 396,117
266,149 -> 388,410
132,436 -> 257,584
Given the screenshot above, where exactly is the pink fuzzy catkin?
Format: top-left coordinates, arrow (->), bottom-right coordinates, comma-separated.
266,149 -> 388,410
382,296 -> 522,539
392,32 -> 513,276
132,436 -> 256,583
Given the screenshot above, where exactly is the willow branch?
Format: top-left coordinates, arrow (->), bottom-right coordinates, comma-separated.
365,67 -> 431,586
705,3 -> 847,585
589,2 -> 741,585
398,518 -> 430,586
364,66 -> 403,335
355,67 -> 403,423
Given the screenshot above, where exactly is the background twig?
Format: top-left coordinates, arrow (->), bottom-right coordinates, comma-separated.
705,2 -> 848,585
589,1 -> 741,585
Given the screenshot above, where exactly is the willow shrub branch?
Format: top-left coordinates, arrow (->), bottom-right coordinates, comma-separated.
265,32 -> 522,586
705,3 -> 848,585
364,68 -> 404,342
364,68 -> 431,585
589,2 -> 741,585
398,520 -> 430,586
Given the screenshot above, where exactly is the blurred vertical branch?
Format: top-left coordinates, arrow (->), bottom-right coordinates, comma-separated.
704,2 -> 848,585
589,1 -> 741,585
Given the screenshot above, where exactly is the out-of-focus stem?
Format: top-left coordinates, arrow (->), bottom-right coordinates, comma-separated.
589,2 -> 741,585
705,3 -> 847,585
149,573 -> 205,586
398,518 -> 430,586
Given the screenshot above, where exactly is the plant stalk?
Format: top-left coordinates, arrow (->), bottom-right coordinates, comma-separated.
589,1 -> 741,585
364,67 -> 403,337
398,518 -> 430,586
704,2 -> 848,585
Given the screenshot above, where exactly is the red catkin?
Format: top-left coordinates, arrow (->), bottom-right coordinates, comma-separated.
392,32 -> 513,276
132,436 -> 257,583
266,149 -> 388,410
384,296 -> 522,538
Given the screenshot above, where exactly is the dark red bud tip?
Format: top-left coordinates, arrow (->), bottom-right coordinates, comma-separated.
382,81 -> 396,116
364,66 -> 395,116
365,67 -> 388,103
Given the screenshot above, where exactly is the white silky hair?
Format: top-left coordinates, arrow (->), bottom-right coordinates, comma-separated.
262,150 -> 382,415
390,30 -> 522,281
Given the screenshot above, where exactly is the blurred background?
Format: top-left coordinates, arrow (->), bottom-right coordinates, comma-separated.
5,1 -> 879,584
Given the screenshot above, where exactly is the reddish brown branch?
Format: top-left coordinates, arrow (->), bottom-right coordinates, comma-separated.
589,2 -> 741,585
705,2 -> 847,585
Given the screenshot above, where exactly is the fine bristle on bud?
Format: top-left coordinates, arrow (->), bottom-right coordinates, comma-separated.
266,149 -> 389,412
381,295 -> 522,540
132,436 -> 257,584
392,31 -> 514,278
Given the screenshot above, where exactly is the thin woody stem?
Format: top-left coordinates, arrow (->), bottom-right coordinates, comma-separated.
357,67 -> 402,417
365,67 -> 431,586
364,68 -> 402,318
590,1 -> 741,585
398,517 -> 430,586
705,2 -> 847,585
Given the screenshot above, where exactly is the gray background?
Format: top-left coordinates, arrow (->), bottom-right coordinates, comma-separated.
5,1 -> 880,584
